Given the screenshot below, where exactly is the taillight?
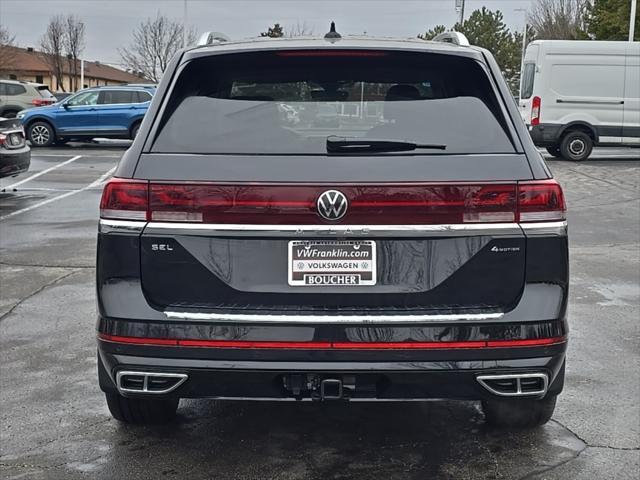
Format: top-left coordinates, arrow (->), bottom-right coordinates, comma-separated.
100,178 -> 149,220
31,98 -> 55,106
531,96 -> 541,126
517,180 -> 566,222
146,184 -> 518,225
99,181 -> 565,224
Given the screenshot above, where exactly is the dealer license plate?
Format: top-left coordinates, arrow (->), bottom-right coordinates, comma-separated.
288,240 -> 376,286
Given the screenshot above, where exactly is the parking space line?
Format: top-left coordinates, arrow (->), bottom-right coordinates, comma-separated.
2,155 -> 83,190
0,166 -> 115,221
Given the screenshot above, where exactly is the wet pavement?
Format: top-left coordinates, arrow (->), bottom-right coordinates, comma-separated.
0,145 -> 638,479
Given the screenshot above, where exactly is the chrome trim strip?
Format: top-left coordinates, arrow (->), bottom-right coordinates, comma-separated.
99,219 -> 146,234
164,310 -> 504,323
520,221 -> 567,236
557,99 -> 623,105
145,222 -> 523,237
476,373 -> 548,397
116,371 -> 188,395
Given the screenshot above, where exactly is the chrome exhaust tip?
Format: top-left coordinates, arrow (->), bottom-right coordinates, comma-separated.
116,371 -> 188,395
476,373 -> 548,397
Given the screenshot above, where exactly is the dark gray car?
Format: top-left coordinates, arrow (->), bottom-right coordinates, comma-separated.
96,31 -> 568,429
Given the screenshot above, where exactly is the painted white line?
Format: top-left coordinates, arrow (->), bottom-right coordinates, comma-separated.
2,155 -> 83,190
0,166 -> 115,221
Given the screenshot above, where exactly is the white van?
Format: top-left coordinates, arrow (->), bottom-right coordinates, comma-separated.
519,40 -> 639,161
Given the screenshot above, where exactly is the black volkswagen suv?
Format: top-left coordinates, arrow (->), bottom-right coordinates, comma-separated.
97,31 -> 568,428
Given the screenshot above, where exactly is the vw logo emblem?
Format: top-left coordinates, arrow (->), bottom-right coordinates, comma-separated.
317,190 -> 348,221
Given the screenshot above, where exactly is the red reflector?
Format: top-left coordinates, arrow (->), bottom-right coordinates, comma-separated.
531,96 -> 541,126
100,178 -> 149,220
98,334 -> 566,349
98,334 -> 331,349
276,50 -> 388,57
332,341 -> 487,349
517,180 -> 566,222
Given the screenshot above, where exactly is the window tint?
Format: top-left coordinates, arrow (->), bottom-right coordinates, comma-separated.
521,63 -> 535,100
67,91 -> 99,106
153,51 -> 515,155
37,86 -> 55,98
4,83 -> 27,96
136,91 -> 152,103
99,90 -> 136,104
0,83 -> 6,95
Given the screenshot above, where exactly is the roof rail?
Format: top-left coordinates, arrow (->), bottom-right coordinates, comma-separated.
197,31 -> 231,46
432,32 -> 470,46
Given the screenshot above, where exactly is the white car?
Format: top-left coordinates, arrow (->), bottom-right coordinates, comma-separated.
519,40 -> 640,161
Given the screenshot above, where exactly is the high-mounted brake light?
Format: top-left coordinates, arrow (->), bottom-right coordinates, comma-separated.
100,178 -> 149,220
276,50 -> 388,57
531,96 -> 541,126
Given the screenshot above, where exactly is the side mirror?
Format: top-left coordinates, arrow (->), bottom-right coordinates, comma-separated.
62,103 -> 71,109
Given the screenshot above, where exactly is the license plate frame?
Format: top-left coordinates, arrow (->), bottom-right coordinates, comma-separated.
288,240 -> 377,287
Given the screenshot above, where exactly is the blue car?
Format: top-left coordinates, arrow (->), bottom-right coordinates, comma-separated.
17,85 -> 155,147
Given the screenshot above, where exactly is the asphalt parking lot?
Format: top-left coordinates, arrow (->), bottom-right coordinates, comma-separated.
0,144 -> 638,479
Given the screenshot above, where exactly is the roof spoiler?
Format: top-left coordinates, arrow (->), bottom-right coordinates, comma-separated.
432,32 -> 470,46
197,31 -> 231,46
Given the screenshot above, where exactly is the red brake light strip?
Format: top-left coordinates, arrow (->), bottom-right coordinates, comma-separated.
98,333 -> 566,350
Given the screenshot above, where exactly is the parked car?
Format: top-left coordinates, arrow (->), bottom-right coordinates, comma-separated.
17,85 -> 155,147
97,29 -> 568,428
519,40 -> 640,161
0,116 -> 30,179
0,80 -> 56,118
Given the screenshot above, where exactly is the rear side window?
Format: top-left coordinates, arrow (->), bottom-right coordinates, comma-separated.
99,90 -> 136,105
521,63 -> 535,100
4,84 -> 27,96
136,91 -> 153,103
152,50 -> 515,155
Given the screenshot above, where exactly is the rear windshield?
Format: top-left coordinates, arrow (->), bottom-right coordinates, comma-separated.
152,50 -> 515,155
36,86 -> 55,98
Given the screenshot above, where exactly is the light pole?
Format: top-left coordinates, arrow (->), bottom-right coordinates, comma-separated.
630,0 -> 637,41
455,0 -> 466,24
183,0 -> 188,48
515,8 -> 528,97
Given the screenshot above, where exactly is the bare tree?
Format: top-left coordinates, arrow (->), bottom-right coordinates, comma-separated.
64,15 -> 85,91
119,14 -> 197,83
286,21 -> 314,37
40,15 -> 67,91
0,25 -> 17,74
528,0 -> 588,39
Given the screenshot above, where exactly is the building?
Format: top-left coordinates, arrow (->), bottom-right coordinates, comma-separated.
0,46 -> 147,92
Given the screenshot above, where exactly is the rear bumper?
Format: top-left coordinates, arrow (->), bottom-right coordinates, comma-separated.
0,147 -> 30,178
528,124 -> 563,147
98,326 -> 568,401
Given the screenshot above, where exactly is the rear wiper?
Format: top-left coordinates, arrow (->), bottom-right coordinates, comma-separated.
326,136 -> 446,153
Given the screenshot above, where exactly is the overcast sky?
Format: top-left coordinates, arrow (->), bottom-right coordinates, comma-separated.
1,0 -> 534,66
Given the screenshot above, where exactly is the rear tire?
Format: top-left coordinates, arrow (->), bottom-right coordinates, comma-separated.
482,395 -> 557,428
560,130 -> 593,161
105,392 -> 179,424
27,121 -> 55,147
546,146 -> 562,158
